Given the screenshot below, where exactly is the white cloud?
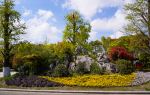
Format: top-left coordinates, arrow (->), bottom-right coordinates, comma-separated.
62,0 -> 133,19
89,31 -> 98,41
15,0 -> 22,4
22,9 -> 62,43
62,0 -> 134,40
90,9 -> 127,39
23,9 -> 32,17
91,9 -> 126,32
110,31 -> 124,38
38,9 -> 54,21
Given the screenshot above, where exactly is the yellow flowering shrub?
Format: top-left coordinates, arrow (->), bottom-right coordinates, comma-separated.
41,73 -> 136,87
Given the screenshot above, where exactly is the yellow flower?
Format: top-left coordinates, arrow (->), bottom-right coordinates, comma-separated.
41,73 -> 136,87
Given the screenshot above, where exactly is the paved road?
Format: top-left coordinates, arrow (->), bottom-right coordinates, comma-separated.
0,91 -> 149,95
0,89 -> 149,95
0,72 -> 17,78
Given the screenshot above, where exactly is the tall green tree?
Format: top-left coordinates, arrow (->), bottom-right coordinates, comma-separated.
124,0 -> 150,54
63,11 -> 91,55
0,0 -> 25,77
101,36 -> 112,52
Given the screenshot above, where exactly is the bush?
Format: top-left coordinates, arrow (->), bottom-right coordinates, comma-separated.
108,47 -> 133,61
16,54 -> 50,76
90,62 -> 104,74
75,62 -> 89,75
5,75 -> 64,87
138,53 -> 150,69
116,59 -> 134,74
53,64 -> 69,77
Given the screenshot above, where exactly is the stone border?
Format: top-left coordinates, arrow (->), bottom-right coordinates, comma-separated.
131,72 -> 150,86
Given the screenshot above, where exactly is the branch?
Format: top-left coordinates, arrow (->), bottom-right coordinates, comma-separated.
141,13 -> 148,25
1,51 -> 4,56
132,21 -> 150,41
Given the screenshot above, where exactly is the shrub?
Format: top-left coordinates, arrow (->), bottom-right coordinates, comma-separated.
16,54 -> 50,76
53,64 -> 69,77
17,62 -> 31,76
108,46 -> 133,61
75,62 -> 89,75
12,42 -> 55,74
90,62 -> 104,74
116,59 -> 134,74
138,53 -> 150,69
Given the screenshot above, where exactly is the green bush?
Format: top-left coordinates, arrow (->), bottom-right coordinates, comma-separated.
53,64 -> 69,77
75,62 -> 89,75
116,59 -> 134,74
17,54 -> 50,76
90,62 -> 104,74
139,53 -> 150,69
12,41 -> 74,75
18,62 -> 31,76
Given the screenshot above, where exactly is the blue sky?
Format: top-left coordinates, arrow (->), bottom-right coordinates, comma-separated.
14,0 -> 134,43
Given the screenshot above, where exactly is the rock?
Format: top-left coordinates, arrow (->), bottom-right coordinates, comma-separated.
131,72 -> 150,86
70,55 -> 95,71
69,55 -> 117,73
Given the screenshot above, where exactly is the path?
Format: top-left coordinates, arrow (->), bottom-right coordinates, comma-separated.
0,72 -> 17,78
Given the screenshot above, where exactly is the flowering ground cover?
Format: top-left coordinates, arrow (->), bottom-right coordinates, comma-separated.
42,73 -> 136,87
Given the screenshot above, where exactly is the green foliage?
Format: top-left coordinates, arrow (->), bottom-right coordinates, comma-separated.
53,64 -> 69,77
101,36 -> 111,51
12,42 -> 54,71
116,59 -> 134,74
63,11 -> 91,55
0,0 -> 25,70
12,41 -> 75,75
138,53 -> 150,69
90,62 -> 104,74
17,54 -> 50,76
52,41 -> 74,65
124,0 -> 150,54
89,40 -> 102,53
17,62 -> 32,76
75,62 -> 89,75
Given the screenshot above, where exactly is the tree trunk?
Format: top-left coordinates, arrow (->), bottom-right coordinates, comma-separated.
148,0 -> 150,48
3,67 -> 10,77
3,0 -> 11,77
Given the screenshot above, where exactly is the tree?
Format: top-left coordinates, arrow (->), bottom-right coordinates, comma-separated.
101,36 -> 112,52
89,40 -> 102,53
124,0 -> 150,54
63,11 -> 91,55
0,0 -> 25,77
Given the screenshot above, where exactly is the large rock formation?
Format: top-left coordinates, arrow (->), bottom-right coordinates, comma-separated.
70,54 -> 116,73
69,45 -> 117,73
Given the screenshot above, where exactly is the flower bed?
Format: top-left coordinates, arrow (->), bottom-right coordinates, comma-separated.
6,76 -> 64,87
42,74 -> 136,87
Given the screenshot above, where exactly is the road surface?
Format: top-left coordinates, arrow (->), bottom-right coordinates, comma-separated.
0,72 -> 17,78
0,91 -> 150,95
0,89 -> 149,95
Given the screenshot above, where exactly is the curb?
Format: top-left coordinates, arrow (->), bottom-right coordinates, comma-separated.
0,88 -> 150,94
